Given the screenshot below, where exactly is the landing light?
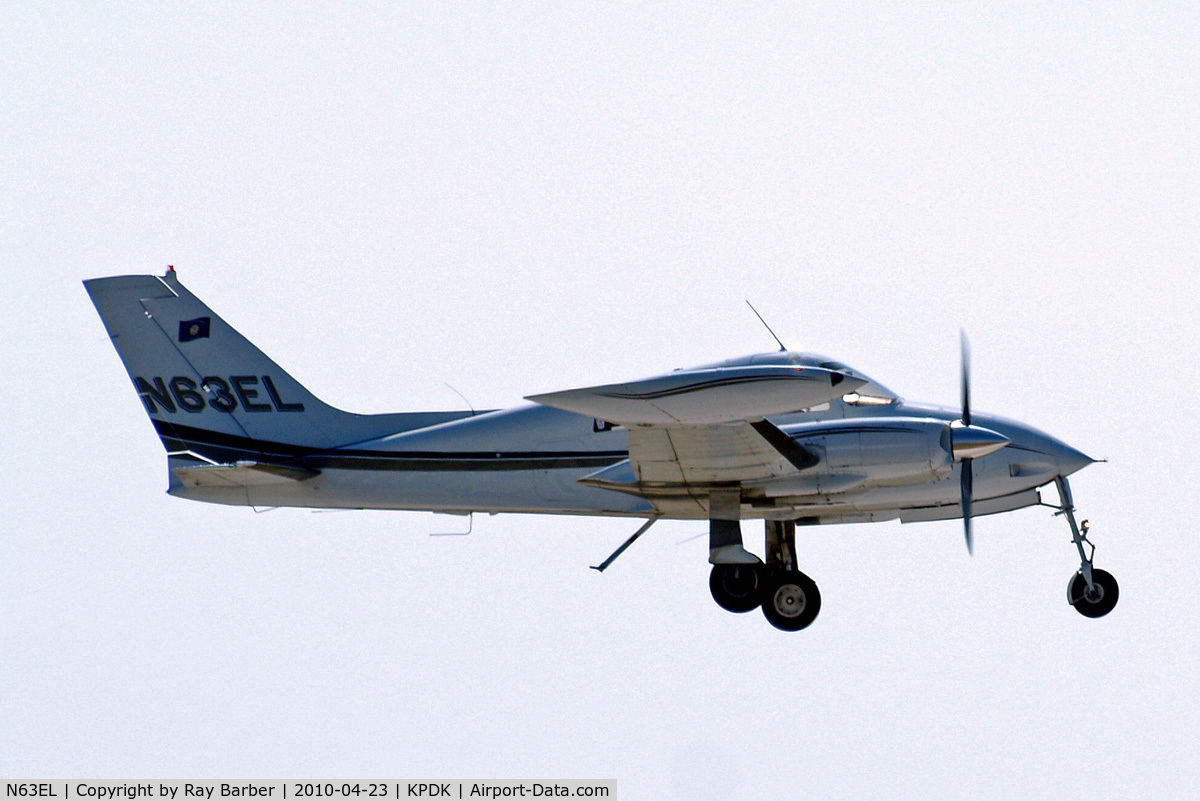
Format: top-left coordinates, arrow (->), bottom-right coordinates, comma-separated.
842,392 -> 893,406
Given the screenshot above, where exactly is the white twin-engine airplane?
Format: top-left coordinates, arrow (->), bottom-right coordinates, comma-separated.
85,269 -> 1118,631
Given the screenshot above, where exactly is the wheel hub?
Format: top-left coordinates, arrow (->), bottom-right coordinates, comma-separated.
772,583 -> 807,618
721,566 -> 758,597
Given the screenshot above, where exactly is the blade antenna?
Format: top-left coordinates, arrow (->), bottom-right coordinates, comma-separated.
746,301 -> 787,352
431,512 -> 473,536
445,382 -> 477,416
591,516 -> 659,572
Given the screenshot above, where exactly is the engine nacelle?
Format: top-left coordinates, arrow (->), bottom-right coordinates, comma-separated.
759,417 -> 952,497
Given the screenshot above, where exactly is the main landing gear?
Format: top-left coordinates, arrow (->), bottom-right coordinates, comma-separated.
1055,476 -> 1119,618
709,507 -> 820,632
709,564 -> 764,614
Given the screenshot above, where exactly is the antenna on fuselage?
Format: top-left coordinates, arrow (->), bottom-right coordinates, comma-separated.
745,300 -> 787,352
444,382 -> 477,416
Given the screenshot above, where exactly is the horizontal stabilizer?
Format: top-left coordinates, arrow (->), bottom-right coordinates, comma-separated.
527,366 -> 864,425
172,460 -> 319,489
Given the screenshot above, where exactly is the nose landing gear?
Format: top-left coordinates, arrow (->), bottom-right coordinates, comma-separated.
1068,566 -> 1119,618
1054,476 -> 1119,618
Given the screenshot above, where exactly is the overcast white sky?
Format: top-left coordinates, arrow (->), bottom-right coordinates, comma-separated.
3,3 -> 1199,798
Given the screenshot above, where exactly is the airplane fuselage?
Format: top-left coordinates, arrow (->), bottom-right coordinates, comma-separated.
167,397 -> 1090,524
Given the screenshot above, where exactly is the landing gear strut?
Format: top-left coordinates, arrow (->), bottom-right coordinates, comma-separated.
1055,476 -> 1119,618
707,515 -> 821,631
761,519 -> 821,631
707,489 -> 765,613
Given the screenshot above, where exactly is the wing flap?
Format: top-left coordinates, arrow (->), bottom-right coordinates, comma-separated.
625,420 -> 814,487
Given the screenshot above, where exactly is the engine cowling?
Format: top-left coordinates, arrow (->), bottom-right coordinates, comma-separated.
759,417 -> 953,498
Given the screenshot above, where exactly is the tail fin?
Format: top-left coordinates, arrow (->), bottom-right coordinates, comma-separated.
85,270 -> 468,461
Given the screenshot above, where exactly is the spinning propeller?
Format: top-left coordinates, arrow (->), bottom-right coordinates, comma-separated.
951,331 -> 1010,555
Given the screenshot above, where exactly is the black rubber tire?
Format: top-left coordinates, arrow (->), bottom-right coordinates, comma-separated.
1068,568 -> 1119,618
761,570 -> 821,631
709,564 -> 764,613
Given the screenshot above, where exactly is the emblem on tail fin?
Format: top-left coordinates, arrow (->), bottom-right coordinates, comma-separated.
178,316 -> 211,342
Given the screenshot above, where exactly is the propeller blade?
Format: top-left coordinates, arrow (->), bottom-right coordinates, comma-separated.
961,457 -> 974,555
960,329 -> 972,428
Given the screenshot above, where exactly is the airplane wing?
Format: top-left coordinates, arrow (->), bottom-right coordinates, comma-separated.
526,365 -> 860,425
624,419 -> 823,487
529,365 -> 866,492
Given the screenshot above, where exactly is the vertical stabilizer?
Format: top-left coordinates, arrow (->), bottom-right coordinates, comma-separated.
84,271 -> 469,459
